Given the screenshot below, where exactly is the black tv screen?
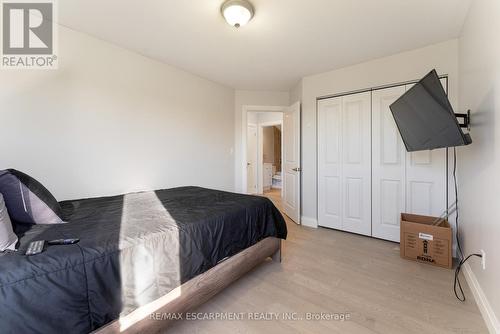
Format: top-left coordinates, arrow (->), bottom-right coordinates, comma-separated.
390,69 -> 471,152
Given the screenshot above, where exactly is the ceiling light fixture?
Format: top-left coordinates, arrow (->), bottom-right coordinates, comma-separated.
221,0 -> 254,28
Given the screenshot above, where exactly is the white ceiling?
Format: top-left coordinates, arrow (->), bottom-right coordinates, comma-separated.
58,0 -> 471,90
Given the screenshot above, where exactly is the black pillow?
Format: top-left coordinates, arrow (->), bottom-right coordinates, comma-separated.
0,169 -> 64,224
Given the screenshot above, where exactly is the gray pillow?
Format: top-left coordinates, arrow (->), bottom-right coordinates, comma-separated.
0,193 -> 18,251
0,169 -> 64,224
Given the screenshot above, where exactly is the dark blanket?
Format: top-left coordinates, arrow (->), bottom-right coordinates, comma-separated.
0,187 -> 287,333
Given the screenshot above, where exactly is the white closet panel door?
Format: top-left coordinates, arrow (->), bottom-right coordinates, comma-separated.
372,86 -> 406,241
341,92 -> 371,235
318,97 -> 342,229
404,80 -> 447,217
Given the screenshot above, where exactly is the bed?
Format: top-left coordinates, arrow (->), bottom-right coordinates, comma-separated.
0,186 -> 287,334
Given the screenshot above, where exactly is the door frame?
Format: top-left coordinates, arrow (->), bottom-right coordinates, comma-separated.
241,105 -> 286,194
257,120 -> 283,195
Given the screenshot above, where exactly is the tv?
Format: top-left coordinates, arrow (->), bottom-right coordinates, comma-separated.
390,69 -> 472,152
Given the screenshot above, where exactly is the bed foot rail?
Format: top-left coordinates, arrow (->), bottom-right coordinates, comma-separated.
95,237 -> 281,334
271,239 -> 281,263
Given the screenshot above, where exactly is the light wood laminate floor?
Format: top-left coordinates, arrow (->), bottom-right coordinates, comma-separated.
166,189 -> 487,333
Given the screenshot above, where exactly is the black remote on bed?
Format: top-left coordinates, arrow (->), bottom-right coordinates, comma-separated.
25,240 -> 46,256
47,239 -> 80,245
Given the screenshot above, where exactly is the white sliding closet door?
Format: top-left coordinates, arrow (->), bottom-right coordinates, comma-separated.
318,97 -> 342,229
342,93 -> 372,235
319,78 -> 448,242
372,86 -> 406,241
372,80 -> 447,241
404,80 -> 447,218
318,92 -> 371,236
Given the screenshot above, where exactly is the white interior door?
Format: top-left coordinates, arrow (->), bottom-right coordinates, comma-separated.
318,92 -> 371,236
246,124 -> 257,194
283,102 -> 301,223
372,86 -> 407,241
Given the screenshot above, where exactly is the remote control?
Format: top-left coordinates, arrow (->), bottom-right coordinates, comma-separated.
47,238 -> 80,245
25,240 -> 46,256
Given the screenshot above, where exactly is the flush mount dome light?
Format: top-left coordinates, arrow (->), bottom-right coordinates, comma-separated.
221,0 -> 254,28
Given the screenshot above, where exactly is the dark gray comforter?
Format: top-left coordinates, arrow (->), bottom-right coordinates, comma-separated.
0,186 -> 287,333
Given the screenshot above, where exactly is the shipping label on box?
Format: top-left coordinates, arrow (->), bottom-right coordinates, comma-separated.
403,232 -> 450,266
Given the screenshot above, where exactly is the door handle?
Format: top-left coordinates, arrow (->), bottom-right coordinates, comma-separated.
292,167 -> 302,172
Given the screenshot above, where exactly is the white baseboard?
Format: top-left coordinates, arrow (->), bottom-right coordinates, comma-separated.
300,216 -> 318,228
462,263 -> 500,333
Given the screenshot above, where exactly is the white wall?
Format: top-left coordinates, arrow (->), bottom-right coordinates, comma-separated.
0,26 -> 235,200
458,0 -> 500,330
247,112 -> 258,124
289,80 -> 303,105
256,112 -> 283,124
234,91 -> 289,192
247,111 -> 283,127
299,39 -> 459,225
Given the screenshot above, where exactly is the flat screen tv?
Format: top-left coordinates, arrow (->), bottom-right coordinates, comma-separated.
390,69 -> 472,152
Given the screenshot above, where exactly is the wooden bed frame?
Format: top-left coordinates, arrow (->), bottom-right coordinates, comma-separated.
95,237 -> 281,334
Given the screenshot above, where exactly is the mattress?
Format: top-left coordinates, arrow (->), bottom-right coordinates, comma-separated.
0,186 -> 287,333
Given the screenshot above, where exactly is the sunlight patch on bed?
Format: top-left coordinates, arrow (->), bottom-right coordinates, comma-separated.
118,191 -> 181,331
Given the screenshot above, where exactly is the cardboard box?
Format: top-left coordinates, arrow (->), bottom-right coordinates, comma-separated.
400,213 -> 452,269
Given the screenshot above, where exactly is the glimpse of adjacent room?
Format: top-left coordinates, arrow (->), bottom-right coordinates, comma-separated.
246,111 -> 283,197
1,1 -> 499,333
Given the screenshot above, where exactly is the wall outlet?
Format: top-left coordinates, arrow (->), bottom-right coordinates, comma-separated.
480,249 -> 486,270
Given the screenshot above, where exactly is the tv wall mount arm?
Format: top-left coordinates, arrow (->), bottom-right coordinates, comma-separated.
455,110 -> 471,131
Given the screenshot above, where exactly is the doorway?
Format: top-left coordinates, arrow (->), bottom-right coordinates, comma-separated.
246,112 -> 283,195
242,103 -> 301,224
261,123 -> 282,194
